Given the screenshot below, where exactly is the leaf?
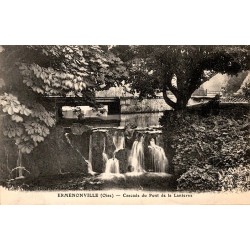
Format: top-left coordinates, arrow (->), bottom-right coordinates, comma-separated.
26,147 -> 32,154
0,100 -> 7,106
24,108 -> 31,116
2,105 -> 9,113
11,114 -> 23,122
26,127 -> 34,135
7,106 -> 14,115
12,106 -> 20,113
15,138 -> 21,144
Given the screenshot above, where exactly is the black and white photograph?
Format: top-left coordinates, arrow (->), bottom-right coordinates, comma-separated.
1,1 -> 250,250
0,45 -> 249,204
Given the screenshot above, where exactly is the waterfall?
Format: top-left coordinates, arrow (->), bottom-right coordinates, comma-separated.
148,138 -> 168,173
128,135 -> 145,173
102,136 -> 109,165
63,127 -> 170,177
105,158 -> 120,174
155,135 -> 160,146
89,133 -> 93,165
112,131 -> 125,153
102,133 -> 120,174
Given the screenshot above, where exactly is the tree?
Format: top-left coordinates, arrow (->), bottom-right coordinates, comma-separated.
115,45 -> 250,110
0,45 -> 127,156
224,71 -> 248,95
234,71 -> 250,97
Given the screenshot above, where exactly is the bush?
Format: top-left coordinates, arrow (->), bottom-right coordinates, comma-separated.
161,104 -> 250,192
177,164 -> 250,192
160,104 -> 250,176
177,165 -> 219,191
219,164 -> 250,192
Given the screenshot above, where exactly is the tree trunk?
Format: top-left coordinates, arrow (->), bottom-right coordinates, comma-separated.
162,73 -> 178,110
175,94 -> 190,110
163,90 -> 178,110
163,80 -> 190,110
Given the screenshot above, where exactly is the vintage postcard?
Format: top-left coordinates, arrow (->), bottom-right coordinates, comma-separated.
0,45 -> 249,205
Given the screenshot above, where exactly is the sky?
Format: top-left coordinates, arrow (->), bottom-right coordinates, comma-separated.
202,74 -> 229,91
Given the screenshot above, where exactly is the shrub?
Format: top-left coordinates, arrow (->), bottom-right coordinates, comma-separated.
219,164 -> 250,192
177,165 -> 219,191
161,104 -> 250,176
161,104 -> 250,192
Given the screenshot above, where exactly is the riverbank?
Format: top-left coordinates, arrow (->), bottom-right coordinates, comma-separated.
2,172 -> 177,191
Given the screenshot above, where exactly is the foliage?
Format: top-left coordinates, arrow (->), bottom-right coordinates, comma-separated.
224,71 -> 248,95
160,104 -> 250,191
177,164 -> 250,192
219,164 -> 250,192
114,45 -> 250,109
0,46 -> 127,155
161,105 -> 249,173
177,165 -> 219,191
0,93 -> 54,153
235,71 -> 250,97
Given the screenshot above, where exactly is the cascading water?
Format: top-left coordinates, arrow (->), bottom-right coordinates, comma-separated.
155,135 -> 159,146
105,158 -> 120,174
128,135 -> 145,173
65,126 -> 169,176
103,130 -> 124,174
88,133 -> 93,165
148,138 -> 168,173
102,136 -> 109,166
112,131 -> 125,153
